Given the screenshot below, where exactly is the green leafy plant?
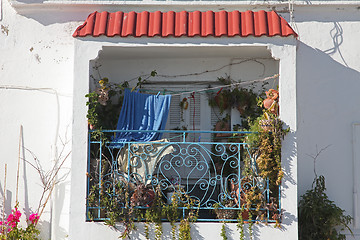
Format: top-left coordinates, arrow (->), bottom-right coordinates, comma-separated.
236,209 -> 245,240
213,199 -> 237,220
87,181 -> 200,240
163,192 -> 180,240
86,71 -> 157,141
299,175 -> 353,240
144,187 -> 163,240
179,219 -> 191,240
208,76 -> 262,129
178,192 -> 199,240
0,206 -> 40,240
220,223 -> 227,240
248,211 -> 254,240
238,89 -> 288,221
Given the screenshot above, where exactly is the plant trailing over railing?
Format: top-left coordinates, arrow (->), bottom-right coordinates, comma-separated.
86,73 -> 289,239
210,84 -> 287,229
241,88 -> 287,221
88,182 -> 199,239
210,86 -> 287,239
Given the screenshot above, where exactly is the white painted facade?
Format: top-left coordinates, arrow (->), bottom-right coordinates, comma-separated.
0,0 -> 359,239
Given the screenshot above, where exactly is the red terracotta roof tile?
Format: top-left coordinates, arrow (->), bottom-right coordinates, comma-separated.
73,10 -> 297,38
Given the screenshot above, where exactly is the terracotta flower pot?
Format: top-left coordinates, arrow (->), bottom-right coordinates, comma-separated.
228,180 -> 250,222
215,121 -> 232,137
130,185 -> 155,207
263,98 -> 274,110
214,206 -> 238,220
237,104 -> 248,115
266,89 -> 279,100
214,94 -> 229,110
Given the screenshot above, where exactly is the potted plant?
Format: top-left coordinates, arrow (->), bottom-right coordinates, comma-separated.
213,199 -> 238,220
262,89 -> 279,115
214,120 -> 232,138
130,183 -> 155,207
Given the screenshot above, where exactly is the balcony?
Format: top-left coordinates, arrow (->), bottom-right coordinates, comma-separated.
86,129 -> 281,223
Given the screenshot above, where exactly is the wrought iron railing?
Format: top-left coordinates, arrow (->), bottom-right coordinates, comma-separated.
86,130 -> 281,222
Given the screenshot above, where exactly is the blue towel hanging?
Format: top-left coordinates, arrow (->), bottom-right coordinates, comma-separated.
111,88 -> 172,147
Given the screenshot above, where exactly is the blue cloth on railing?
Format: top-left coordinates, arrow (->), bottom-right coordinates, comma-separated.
111,88 -> 172,147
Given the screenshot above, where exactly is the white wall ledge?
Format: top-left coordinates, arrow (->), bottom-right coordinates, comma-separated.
10,0 -> 360,15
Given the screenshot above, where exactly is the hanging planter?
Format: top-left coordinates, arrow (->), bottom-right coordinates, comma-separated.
130,184 -> 155,208
228,179 -> 250,222
259,119 -> 274,132
262,89 -> 279,115
214,199 -> 238,220
179,97 -> 189,110
263,98 -> 274,109
214,93 -> 230,111
215,120 -> 232,137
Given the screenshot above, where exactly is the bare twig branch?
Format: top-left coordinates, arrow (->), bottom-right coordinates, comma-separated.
38,181 -> 56,220
20,133 -> 71,217
306,144 -> 332,181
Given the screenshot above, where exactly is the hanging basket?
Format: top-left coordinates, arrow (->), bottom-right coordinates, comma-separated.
214,207 -> 238,220
215,121 -> 232,137
259,119 -> 275,132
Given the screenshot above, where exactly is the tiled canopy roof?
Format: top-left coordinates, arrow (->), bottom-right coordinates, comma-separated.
73,10 -> 297,38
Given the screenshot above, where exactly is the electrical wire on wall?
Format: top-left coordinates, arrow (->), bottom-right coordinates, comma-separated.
288,0 -> 300,40
124,58 -> 272,85
139,74 -> 279,97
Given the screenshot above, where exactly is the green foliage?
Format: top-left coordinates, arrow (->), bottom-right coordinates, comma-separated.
208,81 -> 287,225
87,181 -> 137,239
208,76 -> 262,129
86,71 -> 157,141
220,223 -> 228,240
248,211 -> 254,240
86,80 -> 128,131
87,182 -> 200,240
236,210 -> 245,240
1,224 -> 40,240
299,175 -> 353,240
0,207 -> 40,240
144,188 -> 163,240
163,192 -> 180,240
144,222 -> 150,240
179,219 -> 191,240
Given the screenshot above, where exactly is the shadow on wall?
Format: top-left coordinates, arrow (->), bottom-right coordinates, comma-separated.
37,220 -> 68,240
14,0 -> 45,3
293,9 -> 360,23
279,130 -> 297,230
129,223 -> 205,240
0,187 -> 12,217
8,0 -> 90,26
53,181 -> 71,240
296,42 -> 360,198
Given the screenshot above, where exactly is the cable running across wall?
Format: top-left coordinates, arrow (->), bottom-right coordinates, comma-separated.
139,74 -> 279,96
124,58 -> 267,83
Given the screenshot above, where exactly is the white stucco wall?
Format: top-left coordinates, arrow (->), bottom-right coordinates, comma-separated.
294,5 -> 360,238
0,1 -> 76,239
1,0 -> 360,239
